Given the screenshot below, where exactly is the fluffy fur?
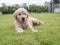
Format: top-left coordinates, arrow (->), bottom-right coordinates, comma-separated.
13,8 -> 44,33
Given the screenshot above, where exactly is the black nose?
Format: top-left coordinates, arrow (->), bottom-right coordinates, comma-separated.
22,18 -> 25,20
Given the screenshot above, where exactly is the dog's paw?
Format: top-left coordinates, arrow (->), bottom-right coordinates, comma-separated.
17,30 -> 24,33
32,29 -> 38,32
39,21 -> 44,25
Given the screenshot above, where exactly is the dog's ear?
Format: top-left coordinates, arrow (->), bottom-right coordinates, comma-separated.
27,14 -> 28,18
27,12 -> 29,18
13,12 -> 17,20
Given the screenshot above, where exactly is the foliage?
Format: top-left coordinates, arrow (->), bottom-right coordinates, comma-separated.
53,0 -> 59,3
0,4 -> 20,14
0,4 -> 48,14
28,4 -> 48,13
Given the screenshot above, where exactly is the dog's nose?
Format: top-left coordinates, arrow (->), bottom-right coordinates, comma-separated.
22,18 -> 25,20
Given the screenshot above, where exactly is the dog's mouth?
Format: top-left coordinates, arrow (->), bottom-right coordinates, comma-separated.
20,20 -> 26,25
21,20 -> 25,22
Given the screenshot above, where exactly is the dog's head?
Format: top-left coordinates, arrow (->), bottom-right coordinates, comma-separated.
13,8 -> 29,22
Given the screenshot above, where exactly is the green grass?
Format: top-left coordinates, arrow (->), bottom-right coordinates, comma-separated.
0,13 -> 60,45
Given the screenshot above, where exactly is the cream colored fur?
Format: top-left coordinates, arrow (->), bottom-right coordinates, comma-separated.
13,8 -> 44,33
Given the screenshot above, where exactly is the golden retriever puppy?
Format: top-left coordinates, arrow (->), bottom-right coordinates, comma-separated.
13,8 -> 44,33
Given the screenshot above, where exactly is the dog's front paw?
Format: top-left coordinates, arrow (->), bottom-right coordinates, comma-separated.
32,29 -> 38,32
17,30 -> 24,33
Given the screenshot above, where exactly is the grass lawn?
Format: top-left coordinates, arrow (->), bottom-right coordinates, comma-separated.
0,13 -> 60,45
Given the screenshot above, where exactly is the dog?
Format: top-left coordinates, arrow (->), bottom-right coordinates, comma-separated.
13,8 -> 44,33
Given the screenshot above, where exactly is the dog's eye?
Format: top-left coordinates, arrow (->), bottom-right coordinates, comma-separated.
19,14 -> 21,15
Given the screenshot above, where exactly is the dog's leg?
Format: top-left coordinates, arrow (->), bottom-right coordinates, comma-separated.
30,17 -> 44,25
28,25 -> 38,32
27,21 -> 38,32
15,27 -> 24,33
15,24 -> 24,33
14,21 -> 24,33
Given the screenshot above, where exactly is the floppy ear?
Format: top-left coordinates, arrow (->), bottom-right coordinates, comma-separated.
27,12 -> 29,18
13,12 -> 17,20
27,14 -> 28,18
